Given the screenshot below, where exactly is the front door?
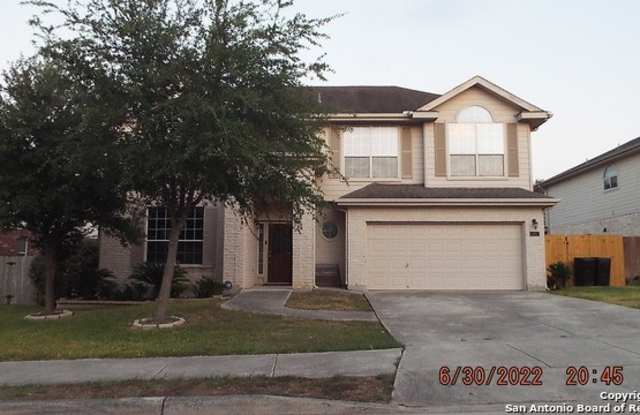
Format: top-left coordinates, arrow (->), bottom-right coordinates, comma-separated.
268,223 -> 293,284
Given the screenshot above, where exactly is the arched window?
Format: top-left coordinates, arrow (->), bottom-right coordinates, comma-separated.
603,166 -> 618,190
456,105 -> 493,123
448,106 -> 503,177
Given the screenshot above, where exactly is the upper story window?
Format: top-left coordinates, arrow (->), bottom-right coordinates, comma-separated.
146,207 -> 204,265
603,166 -> 618,190
456,105 -> 493,123
447,106 -> 504,177
343,127 -> 398,179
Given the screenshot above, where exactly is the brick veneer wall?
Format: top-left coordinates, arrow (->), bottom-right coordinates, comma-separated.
292,211 -> 316,289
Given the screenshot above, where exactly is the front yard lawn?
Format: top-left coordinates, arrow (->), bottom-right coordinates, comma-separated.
0,375 -> 394,403
0,299 -> 398,361
286,290 -> 371,311
553,286 -> 640,309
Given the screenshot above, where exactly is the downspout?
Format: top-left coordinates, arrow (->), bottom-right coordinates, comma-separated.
337,206 -> 349,289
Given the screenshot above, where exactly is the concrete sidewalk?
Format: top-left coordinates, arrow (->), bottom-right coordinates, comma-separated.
0,348 -> 402,386
0,395 -> 514,415
222,288 -> 378,322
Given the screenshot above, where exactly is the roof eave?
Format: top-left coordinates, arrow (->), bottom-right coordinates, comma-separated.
517,111 -> 553,131
326,112 -> 439,122
336,197 -> 559,207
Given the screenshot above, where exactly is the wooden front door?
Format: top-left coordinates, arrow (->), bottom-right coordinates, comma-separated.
268,223 -> 293,284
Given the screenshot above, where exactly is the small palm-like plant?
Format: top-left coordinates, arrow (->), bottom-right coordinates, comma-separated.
129,263 -> 189,299
193,276 -> 224,298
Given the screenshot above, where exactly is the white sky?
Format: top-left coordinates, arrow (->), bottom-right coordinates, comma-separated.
2,0 -> 639,180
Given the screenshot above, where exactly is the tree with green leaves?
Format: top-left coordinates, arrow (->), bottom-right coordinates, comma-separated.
29,0 -> 335,322
0,57 -> 137,314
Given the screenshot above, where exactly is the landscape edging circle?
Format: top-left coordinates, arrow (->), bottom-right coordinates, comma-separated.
132,316 -> 186,330
25,309 -> 73,321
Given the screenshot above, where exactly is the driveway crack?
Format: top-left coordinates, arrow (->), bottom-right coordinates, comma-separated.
506,343 -> 552,368
538,321 -> 577,337
270,355 -> 278,378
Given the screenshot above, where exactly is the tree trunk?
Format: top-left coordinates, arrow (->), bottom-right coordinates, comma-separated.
44,249 -> 57,314
153,215 -> 185,322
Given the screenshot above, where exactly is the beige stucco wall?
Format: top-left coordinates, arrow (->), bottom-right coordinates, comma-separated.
545,153 -> 640,236
320,125 -> 425,201
318,86 -> 535,201
424,86 -> 533,189
345,206 -> 546,291
315,207 -> 346,284
99,232 -> 133,279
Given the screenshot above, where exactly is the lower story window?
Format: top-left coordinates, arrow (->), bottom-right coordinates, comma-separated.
146,207 -> 204,265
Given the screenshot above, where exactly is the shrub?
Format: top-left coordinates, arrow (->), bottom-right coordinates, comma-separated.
129,263 -> 189,299
193,276 -> 224,298
29,239 -> 115,304
547,261 -> 572,290
100,278 -> 147,301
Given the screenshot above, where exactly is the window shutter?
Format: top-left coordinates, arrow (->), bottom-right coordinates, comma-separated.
328,127 -> 341,178
506,123 -> 519,177
434,123 -> 447,177
401,127 -> 413,179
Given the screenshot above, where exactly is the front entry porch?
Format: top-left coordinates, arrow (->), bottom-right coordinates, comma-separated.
223,208 -> 317,290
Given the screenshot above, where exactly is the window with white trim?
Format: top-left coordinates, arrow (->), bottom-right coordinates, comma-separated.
343,127 -> 399,178
447,106 -> 505,177
146,207 -> 204,265
257,223 -> 265,274
603,166 -> 618,190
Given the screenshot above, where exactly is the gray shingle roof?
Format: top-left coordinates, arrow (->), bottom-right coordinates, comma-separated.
339,183 -> 552,199
540,136 -> 640,187
306,86 -> 440,114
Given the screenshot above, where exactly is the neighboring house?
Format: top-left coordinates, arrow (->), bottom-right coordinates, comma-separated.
0,230 -> 33,257
539,136 -> 640,236
100,75 -> 556,291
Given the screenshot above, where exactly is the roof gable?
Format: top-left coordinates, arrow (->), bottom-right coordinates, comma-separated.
417,75 -> 543,113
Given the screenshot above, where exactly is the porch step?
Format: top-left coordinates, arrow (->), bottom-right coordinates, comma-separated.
316,264 -> 340,287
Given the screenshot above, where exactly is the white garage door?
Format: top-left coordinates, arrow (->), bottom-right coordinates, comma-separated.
366,223 -> 524,290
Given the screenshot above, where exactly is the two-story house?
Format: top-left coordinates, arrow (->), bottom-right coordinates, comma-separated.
99,76 -> 556,291
539,136 -> 640,236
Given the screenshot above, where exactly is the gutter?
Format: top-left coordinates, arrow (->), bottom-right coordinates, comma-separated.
326,111 -> 439,122
335,197 -> 559,207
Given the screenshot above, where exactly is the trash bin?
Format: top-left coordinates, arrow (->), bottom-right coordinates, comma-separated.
574,258 -> 597,286
595,258 -> 611,286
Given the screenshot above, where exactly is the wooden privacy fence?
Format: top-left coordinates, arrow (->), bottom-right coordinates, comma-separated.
545,235 -> 625,287
0,256 -> 36,305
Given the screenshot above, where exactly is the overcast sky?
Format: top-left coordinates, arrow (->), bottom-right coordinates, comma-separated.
2,0 -> 639,180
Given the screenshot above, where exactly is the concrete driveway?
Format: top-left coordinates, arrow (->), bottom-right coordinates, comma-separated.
367,291 -> 640,408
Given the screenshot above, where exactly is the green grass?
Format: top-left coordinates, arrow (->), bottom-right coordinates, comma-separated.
0,299 -> 399,361
553,286 -> 640,309
0,375 -> 394,403
286,290 -> 372,312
